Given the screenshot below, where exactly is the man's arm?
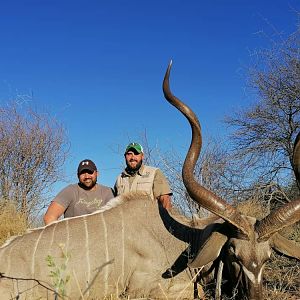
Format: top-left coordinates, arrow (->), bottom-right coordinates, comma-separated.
113,181 -> 118,197
43,202 -> 65,225
153,169 -> 172,210
157,194 -> 172,210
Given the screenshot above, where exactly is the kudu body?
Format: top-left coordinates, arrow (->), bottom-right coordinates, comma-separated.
163,62 -> 300,299
0,192 -> 199,299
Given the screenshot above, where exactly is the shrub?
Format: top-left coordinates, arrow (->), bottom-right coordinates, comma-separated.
0,199 -> 27,246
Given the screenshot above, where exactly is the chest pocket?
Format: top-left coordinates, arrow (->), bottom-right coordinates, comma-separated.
136,180 -> 153,194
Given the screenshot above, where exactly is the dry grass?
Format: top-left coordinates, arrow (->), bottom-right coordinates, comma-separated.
0,199 -> 27,246
264,253 -> 300,299
264,220 -> 300,300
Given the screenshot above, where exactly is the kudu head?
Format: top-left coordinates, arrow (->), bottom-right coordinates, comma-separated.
163,61 -> 300,299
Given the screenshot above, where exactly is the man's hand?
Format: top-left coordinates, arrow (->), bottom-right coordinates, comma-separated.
158,194 -> 172,210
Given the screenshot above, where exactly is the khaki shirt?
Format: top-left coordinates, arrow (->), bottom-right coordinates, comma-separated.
114,164 -> 171,199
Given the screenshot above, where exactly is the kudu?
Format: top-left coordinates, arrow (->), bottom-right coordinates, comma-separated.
0,192 -> 201,299
162,61 -> 300,299
0,63 -> 299,300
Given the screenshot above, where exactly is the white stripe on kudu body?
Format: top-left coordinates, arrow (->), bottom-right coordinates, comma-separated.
83,217 -> 91,295
120,208 -> 125,286
100,212 -> 109,295
31,229 -> 43,278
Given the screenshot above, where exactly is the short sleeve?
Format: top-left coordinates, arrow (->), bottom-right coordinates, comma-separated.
102,186 -> 115,205
52,185 -> 76,209
153,169 -> 172,198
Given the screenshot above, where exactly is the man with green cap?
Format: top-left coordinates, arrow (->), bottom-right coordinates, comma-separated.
114,142 -> 172,209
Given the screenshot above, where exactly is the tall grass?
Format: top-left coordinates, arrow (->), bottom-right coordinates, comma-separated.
0,199 -> 27,246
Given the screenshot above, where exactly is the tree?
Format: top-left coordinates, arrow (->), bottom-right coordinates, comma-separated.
0,101 -> 69,221
225,26 -> 300,190
140,131 -> 238,216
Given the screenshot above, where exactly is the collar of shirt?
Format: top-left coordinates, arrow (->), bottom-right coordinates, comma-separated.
122,164 -> 145,177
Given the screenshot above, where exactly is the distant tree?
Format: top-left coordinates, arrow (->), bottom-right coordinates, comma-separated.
225,25 -> 300,191
0,101 -> 69,221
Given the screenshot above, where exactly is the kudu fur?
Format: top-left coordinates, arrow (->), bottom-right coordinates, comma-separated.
0,192 -> 201,299
163,61 -> 300,299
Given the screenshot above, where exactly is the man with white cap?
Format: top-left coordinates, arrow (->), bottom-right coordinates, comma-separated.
114,142 -> 172,209
44,159 -> 114,225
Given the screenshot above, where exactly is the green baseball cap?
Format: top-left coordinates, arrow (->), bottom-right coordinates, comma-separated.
125,142 -> 144,154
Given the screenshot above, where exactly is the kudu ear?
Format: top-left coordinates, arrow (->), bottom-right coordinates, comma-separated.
270,232 -> 300,260
188,232 -> 228,268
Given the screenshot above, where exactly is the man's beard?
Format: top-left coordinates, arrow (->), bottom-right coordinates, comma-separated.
126,160 -> 142,175
79,178 -> 97,190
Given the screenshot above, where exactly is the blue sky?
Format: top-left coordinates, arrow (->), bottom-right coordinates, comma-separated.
0,0 -> 299,197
